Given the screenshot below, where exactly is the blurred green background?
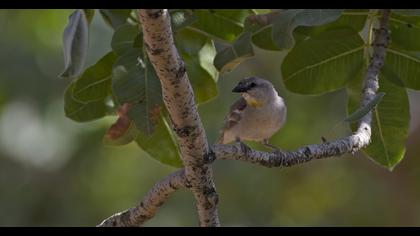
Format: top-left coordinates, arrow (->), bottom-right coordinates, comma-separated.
1,10 -> 420,226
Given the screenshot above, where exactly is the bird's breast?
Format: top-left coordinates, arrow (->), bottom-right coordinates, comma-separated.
230,100 -> 286,141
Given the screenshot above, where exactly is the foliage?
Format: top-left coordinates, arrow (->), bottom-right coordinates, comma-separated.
60,9 -> 419,170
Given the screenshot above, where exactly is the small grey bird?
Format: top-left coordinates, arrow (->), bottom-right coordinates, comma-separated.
217,77 -> 287,150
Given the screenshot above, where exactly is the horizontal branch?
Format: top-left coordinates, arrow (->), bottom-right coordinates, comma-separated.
210,137 -> 361,167
97,169 -> 186,227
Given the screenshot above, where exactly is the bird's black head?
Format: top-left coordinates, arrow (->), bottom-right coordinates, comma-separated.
232,77 -> 260,93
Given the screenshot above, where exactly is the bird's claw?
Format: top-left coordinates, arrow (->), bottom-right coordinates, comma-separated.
272,148 -> 283,156
237,140 -> 251,156
262,141 -> 282,154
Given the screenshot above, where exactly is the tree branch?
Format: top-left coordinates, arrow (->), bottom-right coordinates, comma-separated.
97,169 -> 186,227
97,9 -> 390,227
210,9 -> 391,167
136,9 -> 220,226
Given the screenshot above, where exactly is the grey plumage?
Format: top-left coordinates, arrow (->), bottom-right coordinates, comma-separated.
217,77 -> 287,145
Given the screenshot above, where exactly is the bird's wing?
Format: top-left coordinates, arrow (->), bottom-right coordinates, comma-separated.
216,97 -> 247,143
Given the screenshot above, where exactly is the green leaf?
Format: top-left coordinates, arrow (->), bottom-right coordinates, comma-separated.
133,34 -> 143,48
243,11 -> 285,51
60,9 -> 90,78
272,9 -> 342,50
64,82 -> 107,122
295,9 -> 368,37
190,9 -> 251,42
281,28 -> 365,94
175,28 -> 219,104
112,49 -> 163,134
344,92 -> 385,122
185,55 -> 219,104
170,9 -> 197,31
111,24 -> 140,55
389,13 -> 420,51
245,9 -> 364,51
393,9 -> 420,16
249,25 -> 279,51
99,9 -> 132,30
385,47 -> 420,89
347,72 -> 409,170
83,9 -> 95,24
112,48 -> 146,104
73,52 -> 117,102
135,113 -> 183,167
213,32 -> 254,73
197,38 -> 219,82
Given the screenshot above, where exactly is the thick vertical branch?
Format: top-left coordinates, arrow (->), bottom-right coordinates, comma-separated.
137,9 -> 220,226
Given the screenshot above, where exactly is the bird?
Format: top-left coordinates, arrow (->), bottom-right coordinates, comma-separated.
217,77 -> 287,151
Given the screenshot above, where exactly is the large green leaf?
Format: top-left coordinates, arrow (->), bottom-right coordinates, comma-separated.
393,9 -> 420,16
175,28 -> 218,104
64,82 -> 107,122
111,24 -> 140,55
295,9 -> 368,37
243,11 -> 307,51
189,9 -> 252,42
244,9 -> 366,51
73,52 -> 117,102
347,70 -> 409,170
272,9 -> 342,50
281,28 -> 364,94
112,49 -> 146,104
135,113 -> 182,167
248,24 -> 279,51
99,9 -> 132,30
112,49 -> 163,134
389,13 -> 420,51
213,32 -> 254,74
60,9 -> 90,78
385,47 -> 420,89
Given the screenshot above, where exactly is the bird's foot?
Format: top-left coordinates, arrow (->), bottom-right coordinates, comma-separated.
272,148 -> 283,157
236,138 -> 251,156
262,140 -> 283,156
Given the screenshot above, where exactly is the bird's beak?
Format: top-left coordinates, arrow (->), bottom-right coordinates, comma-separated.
232,83 -> 248,93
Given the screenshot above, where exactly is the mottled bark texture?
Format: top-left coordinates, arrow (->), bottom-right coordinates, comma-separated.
137,9 -> 220,227
97,169 -> 185,227
98,9 -> 390,227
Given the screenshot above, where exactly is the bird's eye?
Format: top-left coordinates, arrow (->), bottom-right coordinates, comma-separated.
249,82 -> 256,88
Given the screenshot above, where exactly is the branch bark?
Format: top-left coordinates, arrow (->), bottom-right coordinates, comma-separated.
97,169 -> 186,227
98,9 -> 390,227
136,9 -> 220,227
